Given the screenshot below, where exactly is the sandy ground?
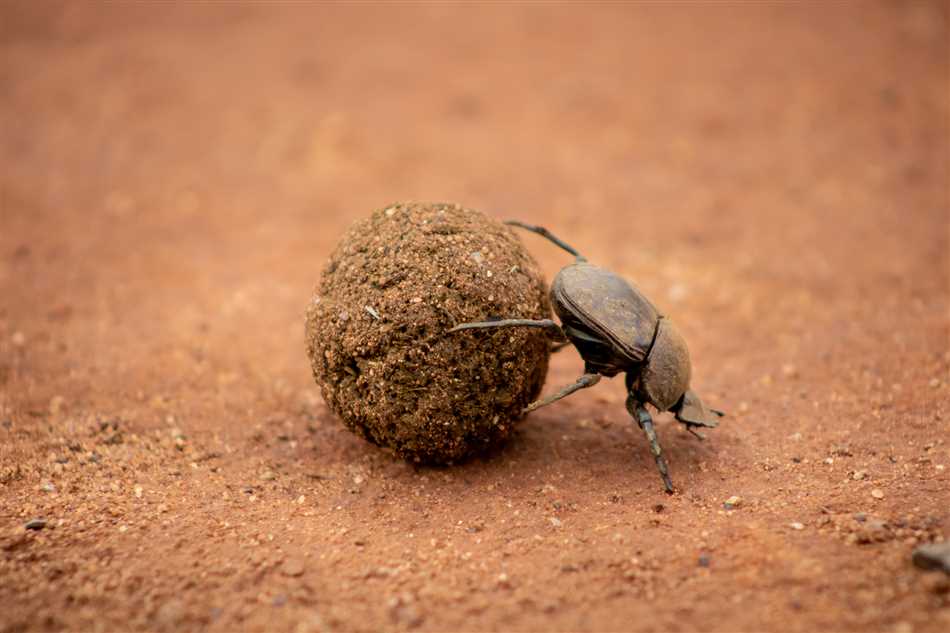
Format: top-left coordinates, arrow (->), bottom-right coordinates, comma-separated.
1,2 -> 948,632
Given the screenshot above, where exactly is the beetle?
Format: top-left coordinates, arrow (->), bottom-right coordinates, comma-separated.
450,220 -> 723,493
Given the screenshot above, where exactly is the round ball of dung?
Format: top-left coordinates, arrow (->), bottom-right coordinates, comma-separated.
305,202 -> 551,464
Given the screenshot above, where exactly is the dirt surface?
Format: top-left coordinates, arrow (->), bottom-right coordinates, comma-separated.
306,202 -> 550,463
1,3 -> 948,632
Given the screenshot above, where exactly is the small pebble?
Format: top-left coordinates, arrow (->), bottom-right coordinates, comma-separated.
912,541 -> 950,573
856,519 -> 890,544
723,495 -> 743,510
871,488 -> 885,500
698,554 -> 711,568
851,470 -> 868,481
24,518 -> 47,531
789,522 -> 805,531
892,621 -> 913,633
155,600 -> 184,626
281,558 -> 306,577
260,471 -> 277,481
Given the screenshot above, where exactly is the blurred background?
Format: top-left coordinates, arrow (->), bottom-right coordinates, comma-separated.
2,3 -> 946,375
1,3 -> 948,632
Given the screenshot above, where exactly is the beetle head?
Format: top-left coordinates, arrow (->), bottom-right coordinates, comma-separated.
638,318 -> 691,412
673,389 -> 722,428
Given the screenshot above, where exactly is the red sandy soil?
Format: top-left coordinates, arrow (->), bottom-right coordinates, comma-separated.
1,3 -> 948,632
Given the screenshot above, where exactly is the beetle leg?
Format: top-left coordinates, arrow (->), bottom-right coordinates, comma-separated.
626,397 -> 674,494
686,426 -> 707,441
549,341 -> 572,353
504,220 -> 586,262
449,318 -> 566,341
523,373 -> 600,413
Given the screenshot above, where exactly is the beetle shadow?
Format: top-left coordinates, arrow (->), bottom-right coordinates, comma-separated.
415,408 -> 726,494
297,394 -> 733,503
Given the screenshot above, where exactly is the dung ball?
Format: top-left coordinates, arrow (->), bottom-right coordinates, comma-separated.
305,202 -> 551,464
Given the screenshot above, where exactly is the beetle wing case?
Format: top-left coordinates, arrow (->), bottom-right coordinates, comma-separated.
551,263 -> 660,364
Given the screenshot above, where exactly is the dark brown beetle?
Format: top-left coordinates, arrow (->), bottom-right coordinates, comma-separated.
450,221 -> 723,493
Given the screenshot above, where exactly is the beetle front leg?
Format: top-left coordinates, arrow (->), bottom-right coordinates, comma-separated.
626,396 -> 675,494
448,318 -> 566,341
685,425 -> 707,441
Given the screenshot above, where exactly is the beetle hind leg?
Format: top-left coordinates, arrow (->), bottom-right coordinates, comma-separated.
504,220 -> 586,262
448,318 -> 566,341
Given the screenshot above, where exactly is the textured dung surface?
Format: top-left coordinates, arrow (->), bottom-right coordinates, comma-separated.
305,202 -> 551,463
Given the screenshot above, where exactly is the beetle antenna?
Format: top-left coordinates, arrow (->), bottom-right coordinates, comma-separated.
504,220 -> 586,262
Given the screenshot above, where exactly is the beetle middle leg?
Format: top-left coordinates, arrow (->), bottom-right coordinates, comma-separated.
626,395 -> 675,494
524,372 -> 600,413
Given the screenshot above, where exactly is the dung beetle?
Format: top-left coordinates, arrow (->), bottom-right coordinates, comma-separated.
450,220 -> 723,493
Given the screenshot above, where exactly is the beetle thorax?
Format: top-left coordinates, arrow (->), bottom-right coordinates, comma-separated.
638,318 -> 692,412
